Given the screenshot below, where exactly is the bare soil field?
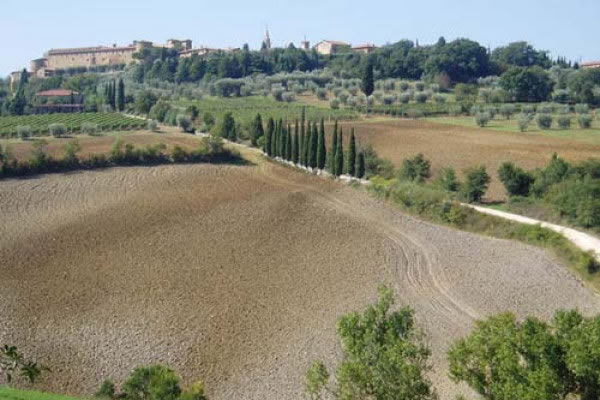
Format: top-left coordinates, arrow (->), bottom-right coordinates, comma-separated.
1,152 -> 599,399
0,128 -> 204,161
338,118 -> 600,201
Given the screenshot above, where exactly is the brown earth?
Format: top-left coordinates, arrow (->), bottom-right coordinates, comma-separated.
336,118 -> 600,201
1,149 -> 600,399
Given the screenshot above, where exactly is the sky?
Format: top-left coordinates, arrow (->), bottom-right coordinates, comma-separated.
1,0 -> 598,76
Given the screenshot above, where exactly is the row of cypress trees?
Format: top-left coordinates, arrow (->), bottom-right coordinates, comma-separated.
261,111 -> 365,179
104,79 -> 126,112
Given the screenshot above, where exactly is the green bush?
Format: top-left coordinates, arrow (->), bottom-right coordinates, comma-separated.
436,167 -> 460,192
16,125 -> 31,140
461,166 -> 490,203
475,112 -> 490,127
536,113 -> 553,129
577,114 -> 592,128
177,114 -> 193,133
81,122 -> 99,135
399,153 -> 431,183
557,115 -> 571,129
498,161 -> 533,196
415,92 -> 428,104
48,123 -> 66,137
518,113 -> 532,132
500,104 -> 515,119
329,98 -> 340,109
147,120 -> 158,132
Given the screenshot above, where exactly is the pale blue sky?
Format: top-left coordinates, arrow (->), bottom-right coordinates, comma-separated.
2,0 -> 598,76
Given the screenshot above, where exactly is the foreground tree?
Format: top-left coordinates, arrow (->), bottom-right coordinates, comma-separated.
251,113 -> 264,147
461,166 -> 490,203
449,310 -> 600,400
117,79 -> 126,112
219,112 -> 236,141
292,123 -> 300,164
265,117 -> 274,156
355,151 -> 365,179
361,57 -> 375,98
328,120 -> 339,173
306,287 -> 437,400
334,129 -> 344,176
498,161 -> 533,197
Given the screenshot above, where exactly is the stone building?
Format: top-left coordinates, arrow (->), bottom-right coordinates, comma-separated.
581,61 -> 600,69
314,40 -> 351,55
352,43 -> 377,54
166,39 -> 193,50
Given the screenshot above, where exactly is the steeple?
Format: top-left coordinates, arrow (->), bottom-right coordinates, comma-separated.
263,26 -> 272,51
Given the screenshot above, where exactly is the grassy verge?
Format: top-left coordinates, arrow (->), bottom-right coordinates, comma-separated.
0,388 -> 82,400
368,177 -> 600,292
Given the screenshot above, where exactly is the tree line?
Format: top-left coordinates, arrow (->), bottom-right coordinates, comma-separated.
251,111 -> 366,179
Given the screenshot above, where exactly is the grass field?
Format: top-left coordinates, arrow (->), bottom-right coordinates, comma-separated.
172,95 -> 357,127
0,388 -> 81,400
335,118 -> 600,201
0,113 -> 145,138
425,115 -> 600,144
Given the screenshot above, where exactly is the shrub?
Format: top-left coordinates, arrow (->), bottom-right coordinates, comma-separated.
147,119 -> 158,132
122,365 -> 181,400
500,104 -> 515,119
316,88 -> 328,100
484,106 -> 497,119
448,104 -> 462,116
557,115 -> 571,129
281,91 -> 296,103
95,380 -> 116,399
338,90 -> 350,104
81,122 -> 99,135
536,113 -> 553,129
522,104 -> 535,114
553,89 -> 570,104
399,93 -> 411,104
415,81 -> 425,91
433,94 -> 446,104
406,108 -> 424,119
470,105 -> 481,116
518,114 -> 532,132
49,123 -> 66,137
382,94 -> 396,105
430,83 -> 440,93
16,125 -> 31,140
577,114 -> 593,129
436,167 -> 460,192
330,98 -> 340,109
399,81 -> 410,91
475,112 -> 491,127
461,166 -> 490,203
498,161 -> 533,196
177,114 -> 193,133
399,153 -> 431,183
480,88 -> 493,103
575,103 -> 589,114
415,92 -> 428,103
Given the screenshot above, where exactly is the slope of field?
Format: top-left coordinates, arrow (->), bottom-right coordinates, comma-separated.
0,388 -> 81,400
1,156 -> 599,399
340,118 -> 600,200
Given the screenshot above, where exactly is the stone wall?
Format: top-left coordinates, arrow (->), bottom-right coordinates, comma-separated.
45,47 -> 136,70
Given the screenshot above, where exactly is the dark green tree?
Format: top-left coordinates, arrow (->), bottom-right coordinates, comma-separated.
500,66 -> 554,102
309,121 -> 318,168
117,79 -> 125,111
220,112 -> 236,141
347,129 -> 357,177
292,122 -> 300,164
498,161 -> 534,197
265,117 -> 274,156
316,119 -> 326,170
286,124 -> 292,161
122,365 -> 181,400
461,166 -> 490,203
361,57 -> 375,98
356,151 -> 366,179
328,120 -> 338,173
251,113 -> 264,147
335,128 -> 344,176
400,154 -> 431,182
303,122 -> 311,167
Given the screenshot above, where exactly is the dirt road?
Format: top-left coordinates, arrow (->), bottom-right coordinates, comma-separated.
1,156 -> 599,399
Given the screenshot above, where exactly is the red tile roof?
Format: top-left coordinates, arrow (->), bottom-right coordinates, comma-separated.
581,61 -> 600,67
36,89 -> 79,97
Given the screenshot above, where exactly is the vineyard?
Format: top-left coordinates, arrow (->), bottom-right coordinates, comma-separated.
0,113 -> 146,137
173,96 -> 358,127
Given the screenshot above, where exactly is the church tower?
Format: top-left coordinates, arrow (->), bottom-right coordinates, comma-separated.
263,26 -> 272,51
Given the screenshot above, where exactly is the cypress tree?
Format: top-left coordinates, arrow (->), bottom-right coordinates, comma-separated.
111,81 -> 117,109
272,120 -> 280,157
356,151 -> 366,179
335,128 -> 344,176
303,122 -> 311,166
278,119 -> 285,157
292,122 -> 300,164
309,121 -> 318,168
265,117 -> 274,155
298,121 -> 305,165
251,113 -> 264,147
362,56 -> 375,98
347,129 -> 357,177
286,124 -> 292,161
328,120 -> 338,173
117,79 -> 125,112
317,119 -> 326,170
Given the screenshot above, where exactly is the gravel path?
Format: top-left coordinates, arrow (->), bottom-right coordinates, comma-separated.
1,160 -> 599,400
467,205 -> 600,261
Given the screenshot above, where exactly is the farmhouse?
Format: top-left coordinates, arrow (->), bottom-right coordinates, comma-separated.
314,40 -> 351,55
581,60 -> 600,69
352,43 -> 377,54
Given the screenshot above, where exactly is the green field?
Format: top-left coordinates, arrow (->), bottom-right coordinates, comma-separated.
173,95 -> 358,127
0,113 -> 146,138
0,388 -> 82,400
425,115 -> 600,144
